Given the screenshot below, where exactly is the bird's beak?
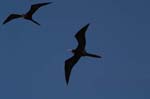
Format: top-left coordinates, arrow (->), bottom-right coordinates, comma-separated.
67,49 -> 72,52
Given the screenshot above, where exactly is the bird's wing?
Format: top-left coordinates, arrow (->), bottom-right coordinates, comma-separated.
26,2 -> 52,16
65,55 -> 81,85
3,14 -> 22,24
75,24 -> 90,50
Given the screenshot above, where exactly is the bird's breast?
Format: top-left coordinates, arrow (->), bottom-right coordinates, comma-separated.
73,50 -> 86,56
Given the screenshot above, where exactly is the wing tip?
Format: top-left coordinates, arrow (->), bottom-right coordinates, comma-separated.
75,23 -> 90,37
66,79 -> 69,85
48,2 -> 53,4
85,23 -> 90,28
2,20 -> 9,25
43,2 -> 53,5
2,22 -> 6,25
98,55 -> 102,58
65,71 -> 70,86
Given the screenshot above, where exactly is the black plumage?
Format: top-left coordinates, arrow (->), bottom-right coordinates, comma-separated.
65,24 -> 102,85
3,2 -> 52,25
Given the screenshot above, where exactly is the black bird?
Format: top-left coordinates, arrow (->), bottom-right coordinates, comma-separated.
3,2 -> 52,25
65,24 -> 102,85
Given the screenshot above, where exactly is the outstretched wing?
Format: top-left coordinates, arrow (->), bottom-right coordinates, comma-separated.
26,2 -> 52,16
3,14 -> 22,24
65,55 -> 81,85
75,24 -> 90,50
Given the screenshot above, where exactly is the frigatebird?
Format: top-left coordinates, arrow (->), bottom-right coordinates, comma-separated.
65,24 -> 102,85
3,2 -> 52,25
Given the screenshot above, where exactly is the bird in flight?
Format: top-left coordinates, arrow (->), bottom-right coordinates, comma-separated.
65,23 -> 102,85
3,2 -> 52,25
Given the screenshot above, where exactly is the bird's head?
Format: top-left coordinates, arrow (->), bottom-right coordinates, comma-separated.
21,14 -> 26,17
67,49 -> 76,54
67,49 -> 73,52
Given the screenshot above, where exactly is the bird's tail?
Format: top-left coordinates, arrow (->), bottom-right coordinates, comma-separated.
30,19 -> 40,25
86,53 -> 102,58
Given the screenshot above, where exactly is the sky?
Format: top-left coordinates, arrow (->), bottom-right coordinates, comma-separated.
0,0 -> 150,99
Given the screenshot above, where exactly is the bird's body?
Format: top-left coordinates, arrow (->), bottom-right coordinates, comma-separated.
72,49 -> 86,56
72,49 -> 101,58
65,24 -> 102,85
3,2 -> 52,25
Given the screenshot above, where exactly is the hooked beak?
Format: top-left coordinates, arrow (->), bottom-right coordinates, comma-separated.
67,49 -> 72,52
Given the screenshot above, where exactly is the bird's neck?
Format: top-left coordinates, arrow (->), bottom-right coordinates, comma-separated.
72,49 -> 86,55
21,14 -> 25,17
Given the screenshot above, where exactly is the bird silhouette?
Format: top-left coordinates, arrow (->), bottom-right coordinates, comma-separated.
65,24 -> 102,85
3,2 -> 52,25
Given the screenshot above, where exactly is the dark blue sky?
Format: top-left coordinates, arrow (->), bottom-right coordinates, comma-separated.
0,0 -> 150,99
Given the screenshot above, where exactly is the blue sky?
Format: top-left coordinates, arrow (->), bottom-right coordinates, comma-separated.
0,0 -> 150,99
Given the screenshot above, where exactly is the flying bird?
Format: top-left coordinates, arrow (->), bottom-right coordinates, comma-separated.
3,2 -> 52,25
65,24 -> 102,85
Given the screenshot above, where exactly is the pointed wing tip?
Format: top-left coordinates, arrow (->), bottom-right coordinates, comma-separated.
87,23 -> 90,26
48,2 -> 53,4
31,2 -> 53,7
75,23 -> 90,40
66,80 -> 69,85
65,71 -> 70,86
85,23 -> 90,28
2,21 -> 8,25
65,61 -> 70,86
44,2 -> 53,5
37,23 -> 40,26
97,55 -> 103,58
81,23 -> 90,31
99,56 -> 102,58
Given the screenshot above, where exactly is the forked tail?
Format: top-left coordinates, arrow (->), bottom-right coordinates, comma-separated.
86,53 -> 102,58
30,19 -> 40,25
